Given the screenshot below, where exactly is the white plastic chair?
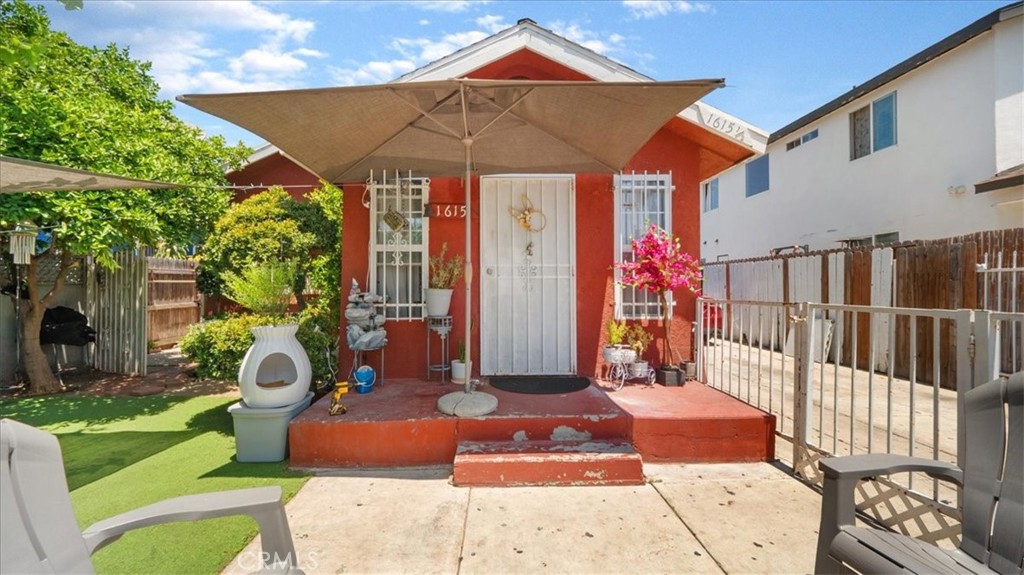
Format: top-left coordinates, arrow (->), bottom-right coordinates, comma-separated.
0,418 -> 304,574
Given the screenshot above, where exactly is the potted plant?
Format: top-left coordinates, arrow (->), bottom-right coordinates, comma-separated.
616,225 -> 702,386
426,242 -> 464,317
625,324 -> 653,378
602,319 -> 636,365
451,339 -> 466,383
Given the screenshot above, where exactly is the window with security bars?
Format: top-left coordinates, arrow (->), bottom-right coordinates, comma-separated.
614,171 -> 673,320
369,172 -> 429,320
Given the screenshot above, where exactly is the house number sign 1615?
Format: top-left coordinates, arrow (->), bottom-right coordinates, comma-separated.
426,203 -> 467,218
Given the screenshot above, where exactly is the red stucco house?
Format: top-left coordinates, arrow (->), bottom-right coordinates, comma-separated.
227,19 -> 766,382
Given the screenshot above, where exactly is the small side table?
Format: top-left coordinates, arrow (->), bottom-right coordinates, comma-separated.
426,315 -> 452,382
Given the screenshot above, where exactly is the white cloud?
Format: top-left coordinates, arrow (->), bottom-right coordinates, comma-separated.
623,1 -> 711,19
52,1 -> 323,96
403,1 -> 482,13
229,48 -> 322,77
329,60 -> 418,86
475,14 -> 508,34
547,21 -> 623,55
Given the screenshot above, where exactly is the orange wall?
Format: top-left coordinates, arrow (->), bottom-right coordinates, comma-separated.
340,131 -> 703,379
227,153 -> 320,202
334,50 -> 708,379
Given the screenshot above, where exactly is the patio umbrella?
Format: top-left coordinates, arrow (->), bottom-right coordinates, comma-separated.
0,155 -> 179,193
178,77 -> 723,411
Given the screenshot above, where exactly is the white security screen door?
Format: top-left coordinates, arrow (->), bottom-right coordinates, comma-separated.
480,175 -> 576,375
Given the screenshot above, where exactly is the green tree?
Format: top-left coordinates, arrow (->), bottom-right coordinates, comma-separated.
0,0 -> 249,394
197,187 -> 315,303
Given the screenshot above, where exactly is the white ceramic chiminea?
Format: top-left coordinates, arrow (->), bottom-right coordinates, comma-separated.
237,324 -> 311,408
230,324 -> 313,462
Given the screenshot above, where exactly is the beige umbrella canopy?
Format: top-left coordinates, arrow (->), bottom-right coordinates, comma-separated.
0,155 -> 178,193
179,77 -> 722,412
178,78 -> 722,182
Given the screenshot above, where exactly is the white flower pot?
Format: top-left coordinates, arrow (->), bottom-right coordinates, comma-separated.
630,360 -> 649,378
451,359 -> 466,383
237,324 -> 312,409
602,345 -> 636,364
425,288 -> 454,317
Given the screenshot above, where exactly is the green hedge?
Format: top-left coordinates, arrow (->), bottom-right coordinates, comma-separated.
181,313 -> 336,389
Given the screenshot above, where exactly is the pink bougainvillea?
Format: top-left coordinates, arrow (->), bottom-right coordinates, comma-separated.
617,224 -> 702,367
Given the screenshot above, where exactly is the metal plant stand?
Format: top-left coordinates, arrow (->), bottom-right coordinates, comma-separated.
426,315 -> 452,382
608,359 -> 656,391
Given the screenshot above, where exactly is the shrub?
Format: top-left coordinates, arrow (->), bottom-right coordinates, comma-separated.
220,260 -> 297,315
181,313 -> 335,389
181,314 -> 271,380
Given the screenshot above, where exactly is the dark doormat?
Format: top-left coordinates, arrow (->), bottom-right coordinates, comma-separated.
488,375 -> 590,395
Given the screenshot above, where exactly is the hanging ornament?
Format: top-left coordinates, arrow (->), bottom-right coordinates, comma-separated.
9,223 -> 36,265
508,194 -> 547,233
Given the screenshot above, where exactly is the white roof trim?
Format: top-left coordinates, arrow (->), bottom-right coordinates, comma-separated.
246,143 -> 280,165
396,23 -> 649,84
397,20 -> 766,155
238,20 -> 767,171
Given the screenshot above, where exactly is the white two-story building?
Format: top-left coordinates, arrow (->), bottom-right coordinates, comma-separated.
702,1 -> 1023,261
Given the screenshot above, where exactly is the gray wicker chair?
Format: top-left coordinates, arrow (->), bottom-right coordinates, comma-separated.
0,418 -> 304,574
815,371 -> 1023,574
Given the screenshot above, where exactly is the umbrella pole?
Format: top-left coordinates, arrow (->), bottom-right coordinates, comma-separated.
463,137 -> 473,392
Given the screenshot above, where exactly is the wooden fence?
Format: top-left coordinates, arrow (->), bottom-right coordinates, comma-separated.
147,257 -> 199,348
704,228 -> 1023,387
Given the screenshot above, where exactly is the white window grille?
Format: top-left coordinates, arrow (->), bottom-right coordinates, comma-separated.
369,171 -> 429,320
614,171 -> 673,320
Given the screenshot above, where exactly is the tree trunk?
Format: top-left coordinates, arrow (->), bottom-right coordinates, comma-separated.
660,291 -> 678,367
20,250 -> 73,395
20,302 -> 61,394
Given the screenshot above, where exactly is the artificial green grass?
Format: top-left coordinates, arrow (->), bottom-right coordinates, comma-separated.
0,395 -> 310,574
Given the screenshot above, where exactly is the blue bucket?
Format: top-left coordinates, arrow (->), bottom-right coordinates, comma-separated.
354,366 -> 375,394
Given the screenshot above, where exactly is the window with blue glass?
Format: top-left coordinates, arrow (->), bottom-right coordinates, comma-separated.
703,178 -> 719,212
850,91 -> 897,160
745,155 -> 769,197
872,93 -> 896,151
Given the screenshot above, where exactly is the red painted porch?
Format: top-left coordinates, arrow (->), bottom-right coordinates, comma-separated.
288,380 -> 775,485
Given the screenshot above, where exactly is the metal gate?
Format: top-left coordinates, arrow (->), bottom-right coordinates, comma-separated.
696,297 -> 1024,546
91,251 -> 148,376
480,175 -> 576,375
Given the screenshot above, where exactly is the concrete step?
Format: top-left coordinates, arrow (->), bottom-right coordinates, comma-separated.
452,439 -> 644,487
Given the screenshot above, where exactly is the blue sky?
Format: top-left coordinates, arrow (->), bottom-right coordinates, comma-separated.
38,0 -> 1010,147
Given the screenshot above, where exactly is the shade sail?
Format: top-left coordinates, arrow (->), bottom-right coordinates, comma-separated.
178,78 -> 723,183
0,156 -> 179,193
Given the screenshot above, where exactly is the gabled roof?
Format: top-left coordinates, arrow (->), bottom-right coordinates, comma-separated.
770,1 -> 1023,145
399,18 -> 767,157
235,18 -> 766,175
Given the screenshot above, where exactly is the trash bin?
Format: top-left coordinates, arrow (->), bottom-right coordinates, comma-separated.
227,392 -> 313,462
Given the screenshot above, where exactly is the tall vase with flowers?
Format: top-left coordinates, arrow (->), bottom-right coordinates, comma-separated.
616,224 -> 701,384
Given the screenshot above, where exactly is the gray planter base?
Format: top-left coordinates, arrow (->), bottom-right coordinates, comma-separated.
228,392 -> 313,462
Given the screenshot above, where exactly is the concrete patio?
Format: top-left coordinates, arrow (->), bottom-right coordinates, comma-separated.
223,462 -> 822,574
